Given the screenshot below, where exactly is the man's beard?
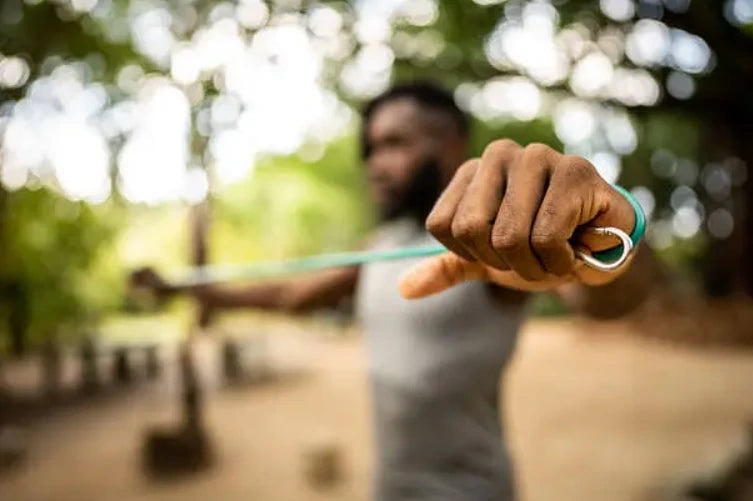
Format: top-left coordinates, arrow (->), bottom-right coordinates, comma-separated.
379,158 -> 443,224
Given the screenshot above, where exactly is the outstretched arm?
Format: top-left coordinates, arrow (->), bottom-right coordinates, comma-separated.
131,265 -> 359,313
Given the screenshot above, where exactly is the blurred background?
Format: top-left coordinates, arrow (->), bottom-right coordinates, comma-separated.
1,0 -> 753,500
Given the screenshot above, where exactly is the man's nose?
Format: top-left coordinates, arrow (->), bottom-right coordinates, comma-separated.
367,153 -> 392,178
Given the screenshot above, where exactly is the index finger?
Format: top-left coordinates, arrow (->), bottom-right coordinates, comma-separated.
399,252 -> 488,298
424,159 -> 479,261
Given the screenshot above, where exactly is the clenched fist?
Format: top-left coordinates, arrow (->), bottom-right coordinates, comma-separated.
400,140 -> 637,298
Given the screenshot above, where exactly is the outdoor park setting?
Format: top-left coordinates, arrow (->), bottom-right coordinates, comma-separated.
1,0 -> 753,500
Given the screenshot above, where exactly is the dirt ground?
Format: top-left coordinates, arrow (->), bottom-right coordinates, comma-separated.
4,318 -> 753,501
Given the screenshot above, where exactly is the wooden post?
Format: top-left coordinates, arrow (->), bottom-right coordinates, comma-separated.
222,339 -> 243,383
41,339 -> 61,399
113,347 -> 132,384
144,345 -> 161,380
79,336 -> 100,393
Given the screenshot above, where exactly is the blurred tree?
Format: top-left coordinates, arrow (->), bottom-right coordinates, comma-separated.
0,0 -> 150,102
212,135 -> 373,262
0,188 -> 122,355
0,0 -> 143,354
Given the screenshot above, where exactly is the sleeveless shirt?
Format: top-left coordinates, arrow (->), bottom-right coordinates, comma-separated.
356,218 -> 526,501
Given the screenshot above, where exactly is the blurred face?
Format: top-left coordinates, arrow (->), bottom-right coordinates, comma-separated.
364,99 -> 456,221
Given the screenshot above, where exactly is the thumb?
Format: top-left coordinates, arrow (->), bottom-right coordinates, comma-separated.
399,252 -> 488,299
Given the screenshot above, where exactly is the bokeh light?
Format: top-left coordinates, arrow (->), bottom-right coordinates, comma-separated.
600,0 -> 635,22
670,29 -> 713,74
589,151 -> 622,184
554,99 -> 596,145
666,71 -> 695,99
0,56 -> 30,89
397,0 -> 438,27
673,158 -> 698,186
725,0 -> 753,25
672,206 -> 702,239
703,164 -> 733,202
626,19 -> 671,67
117,81 -> 191,204
707,207 -> 735,239
631,186 -> 656,219
651,149 -> 677,178
2,62 -> 111,202
481,77 -> 542,121
237,0 -> 269,29
570,52 -> 614,98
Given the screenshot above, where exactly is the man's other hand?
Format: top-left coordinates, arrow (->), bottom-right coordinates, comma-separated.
129,267 -> 173,295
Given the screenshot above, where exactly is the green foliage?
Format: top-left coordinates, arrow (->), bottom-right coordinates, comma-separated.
0,187 -> 124,345
391,0 -> 507,86
470,117 -> 563,156
0,0 -> 150,102
212,134 -> 374,262
653,233 -> 708,282
117,205 -> 192,269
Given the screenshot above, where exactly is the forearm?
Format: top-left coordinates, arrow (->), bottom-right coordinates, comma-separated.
558,245 -> 662,319
196,282 -> 292,310
194,266 -> 359,313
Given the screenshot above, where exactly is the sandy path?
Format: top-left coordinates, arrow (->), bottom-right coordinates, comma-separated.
4,319 -> 753,501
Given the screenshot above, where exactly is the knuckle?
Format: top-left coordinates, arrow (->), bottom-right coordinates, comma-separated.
451,215 -> 487,241
536,202 -> 560,225
560,156 -> 596,182
482,139 -> 520,162
457,158 -> 480,175
491,228 -> 526,253
523,142 -> 553,162
530,232 -> 560,254
425,212 -> 451,238
531,230 -> 573,276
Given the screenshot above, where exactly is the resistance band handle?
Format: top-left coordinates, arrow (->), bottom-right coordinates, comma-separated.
591,184 -> 647,263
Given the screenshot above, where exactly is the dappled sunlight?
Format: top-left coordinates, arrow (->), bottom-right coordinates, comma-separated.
0,0 -> 732,250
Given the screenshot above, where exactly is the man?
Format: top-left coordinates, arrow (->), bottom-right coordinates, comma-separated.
133,82 -> 639,499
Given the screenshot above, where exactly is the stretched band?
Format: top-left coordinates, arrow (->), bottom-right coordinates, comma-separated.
590,184 -> 647,263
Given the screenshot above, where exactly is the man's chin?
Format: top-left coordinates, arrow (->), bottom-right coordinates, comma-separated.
377,204 -> 426,224
377,205 -> 404,222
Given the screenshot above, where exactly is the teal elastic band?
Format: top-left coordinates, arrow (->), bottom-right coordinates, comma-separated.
591,184 -> 646,262
171,185 -> 646,286
174,244 -> 449,286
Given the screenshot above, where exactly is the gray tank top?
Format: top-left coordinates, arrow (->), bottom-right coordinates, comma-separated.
356,218 -> 526,501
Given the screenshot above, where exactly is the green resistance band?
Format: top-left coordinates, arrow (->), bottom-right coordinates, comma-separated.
171,185 -> 644,287
173,245 -> 448,287
592,185 -> 647,262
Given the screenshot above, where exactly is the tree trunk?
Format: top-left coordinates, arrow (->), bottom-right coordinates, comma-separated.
696,116 -> 753,297
0,188 -> 29,357
180,201 -> 211,432
7,283 -> 28,357
190,201 -> 213,327
741,126 -> 753,296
